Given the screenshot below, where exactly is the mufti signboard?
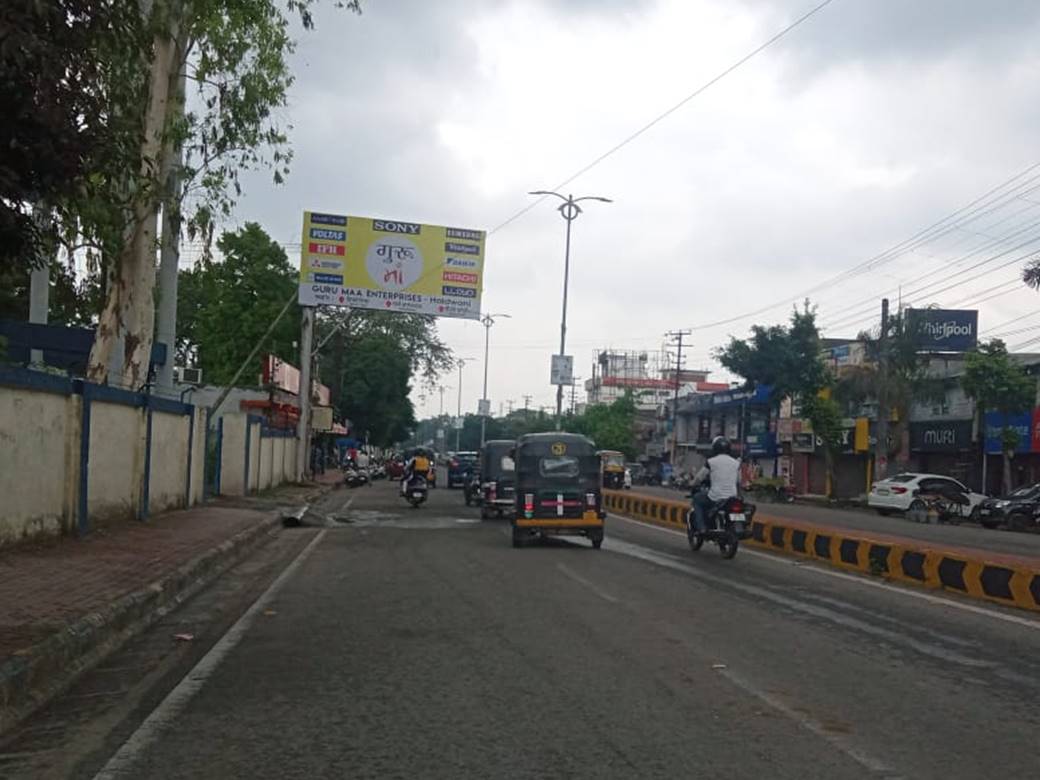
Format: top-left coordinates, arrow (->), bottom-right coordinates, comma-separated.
906,308 -> 978,352
298,212 -> 486,319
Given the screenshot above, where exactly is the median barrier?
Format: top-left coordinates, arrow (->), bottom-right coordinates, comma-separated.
603,489 -> 1040,613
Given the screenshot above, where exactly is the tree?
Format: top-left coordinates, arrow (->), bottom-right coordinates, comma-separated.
176,223 -> 299,385
338,332 -> 417,447
571,394 -> 637,456
0,1 -> 143,269
717,302 -> 847,494
833,311 -> 945,469
962,339 -> 1036,495
85,0 -> 362,387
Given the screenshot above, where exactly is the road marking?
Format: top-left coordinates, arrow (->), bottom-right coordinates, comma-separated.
609,514 -> 1040,632
92,530 -> 327,779
716,666 -> 903,778
556,563 -> 619,603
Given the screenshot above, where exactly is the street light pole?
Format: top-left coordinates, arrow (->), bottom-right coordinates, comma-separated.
529,190 -> 611,431
455,358 -> 473,452
479,312 -> 511,447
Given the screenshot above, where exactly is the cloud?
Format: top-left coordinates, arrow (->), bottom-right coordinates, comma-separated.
227,0 -> 1040,419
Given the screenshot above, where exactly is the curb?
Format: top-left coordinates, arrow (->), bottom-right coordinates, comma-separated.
0,512 -> 282,735
602,490 -> 1040,613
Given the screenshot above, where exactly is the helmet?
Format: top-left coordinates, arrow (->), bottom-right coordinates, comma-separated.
711,436 -> 731,456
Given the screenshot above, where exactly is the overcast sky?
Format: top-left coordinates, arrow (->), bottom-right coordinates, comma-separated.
226,0 -> 1040,419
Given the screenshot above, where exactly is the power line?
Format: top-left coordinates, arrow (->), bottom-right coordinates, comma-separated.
982,309 -> 1040,335
690,159 -> 1040,331
487,0 -> 840,236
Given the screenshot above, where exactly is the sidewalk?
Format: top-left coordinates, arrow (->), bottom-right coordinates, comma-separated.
0,479 -> 334,733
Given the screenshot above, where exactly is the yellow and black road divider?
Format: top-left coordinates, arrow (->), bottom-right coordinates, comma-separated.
603,490 -> 1040,614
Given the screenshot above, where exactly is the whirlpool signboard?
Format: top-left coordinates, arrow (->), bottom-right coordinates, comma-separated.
906,308 -> 978,352
298,212 -> 485,319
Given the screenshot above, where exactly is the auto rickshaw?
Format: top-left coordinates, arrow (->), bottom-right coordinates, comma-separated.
478,439 -> 516,520
598,450 -> 626,490
512,433 -> 605,549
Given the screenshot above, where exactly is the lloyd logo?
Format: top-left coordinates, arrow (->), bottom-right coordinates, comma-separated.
922,321 -> 973,340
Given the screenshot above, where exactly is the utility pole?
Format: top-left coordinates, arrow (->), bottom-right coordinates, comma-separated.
28,210 -> 52,366
523,395 -> 532,422
296,306 -> 315,482
570,377 -> 581,415
455,358 -> 473,451
666,329 -> 691,467
875,298 -> 890,483
479,313 -> 510,447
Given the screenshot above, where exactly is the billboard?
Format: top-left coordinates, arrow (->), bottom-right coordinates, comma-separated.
906,309 -> 978,352
298,212 -> 485,319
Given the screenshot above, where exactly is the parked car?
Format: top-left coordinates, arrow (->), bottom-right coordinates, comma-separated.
977,483 -> 1040,531
447,451 -> 479,488
868,473 -> 986,520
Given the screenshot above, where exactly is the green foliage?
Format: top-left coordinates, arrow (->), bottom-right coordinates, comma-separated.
715,301 -> 827,406
0,0 -> 144,268
834,311 -> 945,458
0,260 -> 101,327
338,331 -> 416,447
962,339 -> 1035,450
570,394 -> 637,457
176,222 -> 299,383
411,396 -> 636,456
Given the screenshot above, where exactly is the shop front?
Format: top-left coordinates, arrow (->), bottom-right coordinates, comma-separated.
908,419 -> 975,487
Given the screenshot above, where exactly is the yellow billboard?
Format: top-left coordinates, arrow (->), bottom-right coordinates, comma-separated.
298,212 -> 485,319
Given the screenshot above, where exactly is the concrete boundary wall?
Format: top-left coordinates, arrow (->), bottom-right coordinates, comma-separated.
603,489 -> 1040,613
0,369 -> 296,546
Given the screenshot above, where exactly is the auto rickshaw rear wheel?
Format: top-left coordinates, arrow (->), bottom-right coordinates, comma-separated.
590,531 -> 604,549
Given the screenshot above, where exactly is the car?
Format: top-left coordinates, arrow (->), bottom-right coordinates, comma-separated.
977,483 -> 1040,531
447,451 -> 478,488
868,473 -> 986,520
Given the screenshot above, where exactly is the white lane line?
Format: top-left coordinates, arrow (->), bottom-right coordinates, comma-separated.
609,514 -> 1040,632
556,563 -> 619,603
716,667 -> 903,779
93,530 -> 328,779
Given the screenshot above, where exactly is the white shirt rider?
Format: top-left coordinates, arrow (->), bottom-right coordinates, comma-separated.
693,454 -> 741,501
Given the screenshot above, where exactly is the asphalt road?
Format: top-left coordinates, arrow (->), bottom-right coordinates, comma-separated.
10,480 -> 1040,779
629,484 -> 1040,559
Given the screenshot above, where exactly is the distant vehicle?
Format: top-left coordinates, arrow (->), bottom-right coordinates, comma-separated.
623,467 -> 632,490
868,473 -> 985,519
977,483 -> 1040,531
626,462 -> 647,485
447,451 -> 478,488
386,459 -> 405,480
478,440 -> 516,520
598,450 -> 626,489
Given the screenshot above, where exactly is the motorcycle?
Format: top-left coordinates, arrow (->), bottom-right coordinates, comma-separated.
404,476 -> 428,508
463,471 -> 482,507
685,494 -> 756,560
342,464 -> 369,489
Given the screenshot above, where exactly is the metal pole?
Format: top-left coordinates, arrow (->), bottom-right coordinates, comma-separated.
296,306 -> 315,481
556,196 -> 574,430
481,317 -> 491,446
875,298 -> 890,482
456,360 -> 464,452
667,330 -> 690,465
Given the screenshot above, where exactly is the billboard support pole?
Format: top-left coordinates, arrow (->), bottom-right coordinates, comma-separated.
296,306 -> 315,482
875,298 -> 890,482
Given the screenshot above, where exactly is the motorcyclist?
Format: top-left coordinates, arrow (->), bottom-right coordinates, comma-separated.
401,449 -> 432,495
690,436 -> 741,534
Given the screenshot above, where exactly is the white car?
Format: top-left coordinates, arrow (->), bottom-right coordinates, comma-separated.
868,473 -> 986,518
